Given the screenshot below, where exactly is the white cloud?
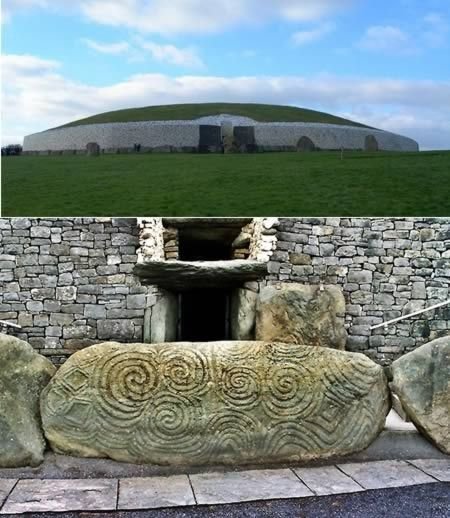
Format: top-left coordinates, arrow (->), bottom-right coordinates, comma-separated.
3,0 -> 352,33
359,25 -> 417,55
423,13 -> 449,48
81,38 -> 130,55
139,41 -> 205,68
79,37 -> 204,68
2,0 -> 74,22
2,0 -> 45,21
2,53 -> 450,150
292,22 -> 334,46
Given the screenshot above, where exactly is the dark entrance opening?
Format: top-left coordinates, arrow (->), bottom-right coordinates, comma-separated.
234,126 -> 257,152
179,289 -> 230,341
297,136 -> 316,152
199,125 -> 221,152
178,226 -> 241,261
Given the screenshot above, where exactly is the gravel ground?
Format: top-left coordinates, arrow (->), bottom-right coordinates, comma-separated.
18,482 -> 450,518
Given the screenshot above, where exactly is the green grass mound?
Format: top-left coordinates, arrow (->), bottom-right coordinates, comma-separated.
58,103 -> 371,129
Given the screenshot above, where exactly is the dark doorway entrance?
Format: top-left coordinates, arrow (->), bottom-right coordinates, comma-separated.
199,125 -> 221,152
179,232 -> 232,261
179,289 -> 230,341
178,226 -> 240,261
234,126 -> 257,152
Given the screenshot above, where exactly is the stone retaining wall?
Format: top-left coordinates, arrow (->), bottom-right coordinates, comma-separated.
1,217 -> 448,365
0,218 -> 156,364
266,218 -> 450,364
23,120 -> 418,152
23,122 -> 200,152
254,124 -> 418,152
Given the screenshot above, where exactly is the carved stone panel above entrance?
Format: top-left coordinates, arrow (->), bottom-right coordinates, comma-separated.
256,283 -> 347,350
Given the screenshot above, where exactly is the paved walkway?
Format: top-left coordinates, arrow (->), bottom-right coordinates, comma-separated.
0,459 -> 448,514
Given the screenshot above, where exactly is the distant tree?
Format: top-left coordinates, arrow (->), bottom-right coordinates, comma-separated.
1,144 -> 23,156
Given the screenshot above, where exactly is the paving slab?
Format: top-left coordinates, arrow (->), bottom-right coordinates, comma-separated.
190,468 -> 313,505
338,460 -> 436,490
0,478 -> 117,514
119,475 -> 195,510
293,465 -> 364,495
408,459 -> 450,482
0,480 -> 17,508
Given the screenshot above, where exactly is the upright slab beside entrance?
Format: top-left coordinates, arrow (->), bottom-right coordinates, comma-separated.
256,284 -> 347,350
41,341 -> 390,466
391,336 -> 450,454
0,334 -> 56,468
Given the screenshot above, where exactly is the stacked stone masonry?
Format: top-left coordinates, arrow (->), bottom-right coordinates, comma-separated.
267,218 -> 450,364
0,218 -> 156,364
1,217 -> 449,366
23,117 -> 418,153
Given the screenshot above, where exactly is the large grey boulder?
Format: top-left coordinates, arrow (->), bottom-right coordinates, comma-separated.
86,142 -> 100,156
0,333 -> 56,467
256,284 -> 347,350
41,341 -> 389,466
391,336 -> 450,454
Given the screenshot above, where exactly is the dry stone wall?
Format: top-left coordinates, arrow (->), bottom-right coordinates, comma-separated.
1,217 -> 449,366
0,218 -> 157,364
268,218 -> 450,365
23,118 -> 418,152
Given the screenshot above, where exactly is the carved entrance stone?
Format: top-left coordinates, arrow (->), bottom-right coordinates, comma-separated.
41,341 -> 390,466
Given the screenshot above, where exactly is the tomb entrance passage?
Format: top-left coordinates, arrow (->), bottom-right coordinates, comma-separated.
178,289 -> 231,342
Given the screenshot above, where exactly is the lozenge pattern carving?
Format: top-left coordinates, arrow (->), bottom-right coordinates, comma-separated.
41,341 -> 390,466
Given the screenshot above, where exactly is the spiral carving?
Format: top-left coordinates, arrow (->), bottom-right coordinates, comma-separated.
263,363 -> 321,419
94,351 -> 159,419
159,346 -> 210,396
134,393 -> 204,459
219,366 -> 261,409
41,341 -> 390,466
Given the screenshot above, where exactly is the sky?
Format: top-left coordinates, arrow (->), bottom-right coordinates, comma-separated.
1,0 -> 450,149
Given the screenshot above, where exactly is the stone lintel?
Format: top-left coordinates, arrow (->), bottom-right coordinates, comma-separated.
133,260 -> 267,290
162,218 -> 253,228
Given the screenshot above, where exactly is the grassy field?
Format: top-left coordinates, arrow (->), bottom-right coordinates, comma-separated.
2,151 -> 449,216
57,102 -> 370,129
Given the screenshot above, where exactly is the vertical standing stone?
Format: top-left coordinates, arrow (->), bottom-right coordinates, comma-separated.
391,337 -> 450,454
256,283 -> 347,350
0,334 -> 56,467
86,142 -> 100,156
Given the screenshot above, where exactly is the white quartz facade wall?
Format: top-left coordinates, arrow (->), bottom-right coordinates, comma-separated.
23,120 -> 418,152
268,218 -> 450,365
137,218 -> 165,263
24,122 -> 200,152
248,218 -> 279,262
254,124 -> 419,151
